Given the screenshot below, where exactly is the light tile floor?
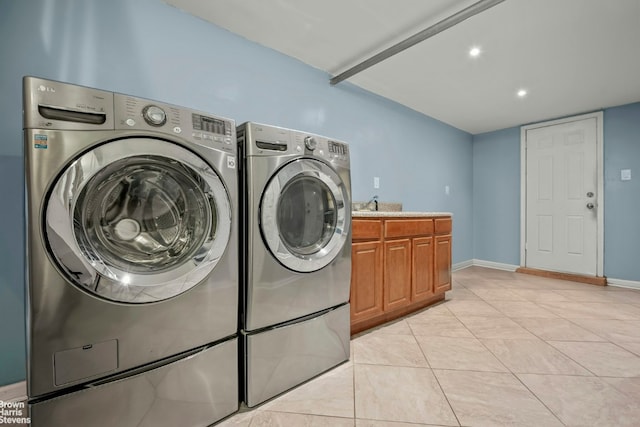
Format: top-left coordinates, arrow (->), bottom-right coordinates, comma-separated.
219,267 -> 640,427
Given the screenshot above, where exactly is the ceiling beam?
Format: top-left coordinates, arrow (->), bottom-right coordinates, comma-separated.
329,0 -> 507,85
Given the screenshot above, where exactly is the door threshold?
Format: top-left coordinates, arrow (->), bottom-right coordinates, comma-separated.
516,267 -> 607,286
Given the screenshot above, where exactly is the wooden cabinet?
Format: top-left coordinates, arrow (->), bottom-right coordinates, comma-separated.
350,219 -> 383,325
350,241 -> 383,323
383,239 -> 412,311
412,236 -> 434,302
434,218 -> 452,293
350,214 -> 453,335
434,235 -> 452,293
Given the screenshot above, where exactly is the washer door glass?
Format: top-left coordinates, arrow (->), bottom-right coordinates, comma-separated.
46,138 -> 232,303
261,158 -> 350,272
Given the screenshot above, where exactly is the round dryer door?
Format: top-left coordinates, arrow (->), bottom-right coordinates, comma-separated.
45,138 -> 232,303
260,158 -> 350,272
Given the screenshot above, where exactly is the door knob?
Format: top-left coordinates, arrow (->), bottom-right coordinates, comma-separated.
586,202 -> 595,209
586,192 -> 594,198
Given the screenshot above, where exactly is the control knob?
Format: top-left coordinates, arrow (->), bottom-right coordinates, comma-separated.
142,105 -> 166,127
304,136 -> 317,151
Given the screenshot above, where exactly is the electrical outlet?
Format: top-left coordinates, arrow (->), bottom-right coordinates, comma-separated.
621,169 -> 631,181
445,185 -> 450,195
374,177 -> 380,189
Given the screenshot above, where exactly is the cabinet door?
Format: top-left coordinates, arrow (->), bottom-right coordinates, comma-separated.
434,234 -> 452,293
384,239 -> 412,311
412,236 -> 434,302
350,241 -> 384,323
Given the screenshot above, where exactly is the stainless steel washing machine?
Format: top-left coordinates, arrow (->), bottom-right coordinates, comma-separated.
24,77 -> 239,426
238,122 -> 352,407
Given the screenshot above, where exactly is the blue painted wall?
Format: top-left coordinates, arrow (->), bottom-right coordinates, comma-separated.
472,103 -> 640,282
603,103 -> 640,281
0,156 -> 24,387
0,0 -> 473,386
472,127 -> 521,265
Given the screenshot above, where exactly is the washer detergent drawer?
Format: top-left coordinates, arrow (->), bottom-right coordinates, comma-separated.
244,304 -> 350,407
30,338 -> 239,427
54,339 -> 118,386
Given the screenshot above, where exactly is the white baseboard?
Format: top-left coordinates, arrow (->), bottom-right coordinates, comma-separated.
452,260 -> 474,271
607,277 -> 640,290
0,381 -> 26,402
452,259 -> 519,272
455,260 -> 639,289
472,259 -> 519,272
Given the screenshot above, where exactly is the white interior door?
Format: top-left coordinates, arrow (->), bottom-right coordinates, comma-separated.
523,114 -> 601,276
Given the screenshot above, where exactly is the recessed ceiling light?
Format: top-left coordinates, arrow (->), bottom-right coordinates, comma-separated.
517,89 -> 528,97
469,47 -> 481,57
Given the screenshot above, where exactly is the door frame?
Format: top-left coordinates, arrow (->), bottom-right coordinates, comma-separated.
519,111 -> 604,276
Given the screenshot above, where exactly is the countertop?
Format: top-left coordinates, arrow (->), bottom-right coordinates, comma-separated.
352,211 -> 452,218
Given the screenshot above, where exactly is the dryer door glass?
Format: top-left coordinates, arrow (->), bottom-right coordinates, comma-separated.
277,176 -> 336,255
261,158 -> 350,272
46,138 -> 232,303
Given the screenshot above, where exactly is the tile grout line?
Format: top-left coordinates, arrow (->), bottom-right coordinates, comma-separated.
463,284 -> 604,378
352,355 -> 356,425
511,372 -> 569,426
225,268 -> 640,426
452,273 -> 572,425
535,293 -> 640,377
410,315 -> 463,427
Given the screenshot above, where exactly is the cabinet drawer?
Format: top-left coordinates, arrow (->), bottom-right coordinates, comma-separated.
352,219 -> 382,241
434,217 -> 452,234
384,219 -> 434,238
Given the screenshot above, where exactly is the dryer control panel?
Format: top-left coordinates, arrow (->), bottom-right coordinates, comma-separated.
292,131 -> 350,167
241,122 -> 350,168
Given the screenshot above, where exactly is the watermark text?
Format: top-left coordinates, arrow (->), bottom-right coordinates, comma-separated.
0,400 -> 30,424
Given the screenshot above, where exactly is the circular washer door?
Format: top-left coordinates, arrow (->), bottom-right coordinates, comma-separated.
45,138 -> 232,303
260,158 -> 350,272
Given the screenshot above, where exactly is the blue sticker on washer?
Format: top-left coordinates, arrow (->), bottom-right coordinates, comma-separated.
34,134 -> 47,149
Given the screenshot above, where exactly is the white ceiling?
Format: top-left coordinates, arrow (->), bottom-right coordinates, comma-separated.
165,0 -> 640,134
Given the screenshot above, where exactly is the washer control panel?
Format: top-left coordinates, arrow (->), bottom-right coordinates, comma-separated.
23,76 -> 115,130
113,94 -> 235,153
191,113 -> 234,146
142,105 -> 167,126
304,136 -> 317,151
24,76 -> 236,154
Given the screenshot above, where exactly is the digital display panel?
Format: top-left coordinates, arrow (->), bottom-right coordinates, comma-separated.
192,113 -> 226,135
328,141 -> 347,155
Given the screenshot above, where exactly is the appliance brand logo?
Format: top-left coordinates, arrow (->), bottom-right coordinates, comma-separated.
37,84 -> 56,93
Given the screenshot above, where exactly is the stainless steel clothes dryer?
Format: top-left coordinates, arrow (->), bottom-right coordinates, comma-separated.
238,122 -> 351,407
24,77 -> 239,426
